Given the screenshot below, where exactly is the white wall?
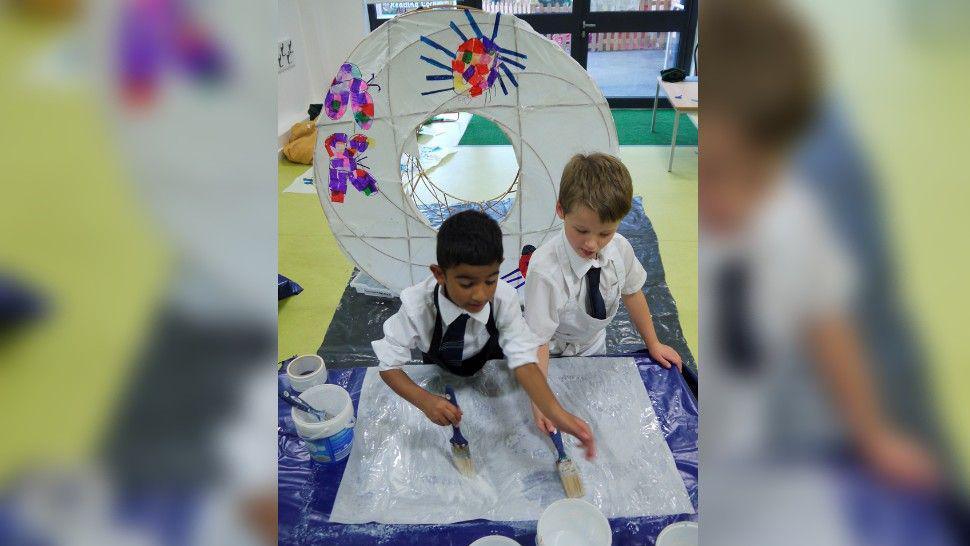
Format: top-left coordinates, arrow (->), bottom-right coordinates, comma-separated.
277,0 -> 369,142
277,0 -> 314,138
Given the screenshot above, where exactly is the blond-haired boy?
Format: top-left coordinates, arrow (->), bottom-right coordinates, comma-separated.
523,153 -> 683,432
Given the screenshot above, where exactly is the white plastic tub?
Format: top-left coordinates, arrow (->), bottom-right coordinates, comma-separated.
536,498 -> 611,546
291,384 -> 355,463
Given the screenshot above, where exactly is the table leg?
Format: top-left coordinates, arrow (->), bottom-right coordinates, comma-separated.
668,110 -> 680,172
650,80 -> 661,132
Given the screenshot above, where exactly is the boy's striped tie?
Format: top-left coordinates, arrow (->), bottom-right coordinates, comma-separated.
440,313 -> 470,367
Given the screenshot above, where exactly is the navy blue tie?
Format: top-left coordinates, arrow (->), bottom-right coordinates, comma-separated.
440,313 -> 470,367
586,267 -> 607,320
718,258 -> 762,374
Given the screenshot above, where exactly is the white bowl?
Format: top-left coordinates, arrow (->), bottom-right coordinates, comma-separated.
470,536 -> 520,546
656,521 -> 698,546
536,499 -> 611,546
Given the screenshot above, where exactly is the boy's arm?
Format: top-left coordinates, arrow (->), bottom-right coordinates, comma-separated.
530,344 -> 557,433
623,290 -> 682,370
809,314 -> 939,490
535,343 -> 550,377
497,280 -> 557,432
379,369 -> 461,426
372,300 -> 461,426
514,363 -> 596,460
617,235 -> 682,370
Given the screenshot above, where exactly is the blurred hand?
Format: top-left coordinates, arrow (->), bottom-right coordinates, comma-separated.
242,492 -> 277,546
419,394 -> 462,427
648,342 -> 683,371
862,429 -> 941,492
531,403 -> 557,434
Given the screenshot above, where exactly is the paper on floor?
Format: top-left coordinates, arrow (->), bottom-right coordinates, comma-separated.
330,357 -> 693,524
283,166 -> 316,194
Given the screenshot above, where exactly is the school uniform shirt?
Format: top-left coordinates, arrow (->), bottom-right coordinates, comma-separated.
372,275 -> 540,372
524,230 -> 647,356
700,177 -> 857,462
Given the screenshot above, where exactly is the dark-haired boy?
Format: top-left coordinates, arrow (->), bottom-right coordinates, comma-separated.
373,210 -> 596,458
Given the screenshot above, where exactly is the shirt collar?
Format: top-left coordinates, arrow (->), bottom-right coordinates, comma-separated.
437,285 -> 490,326
560,228 -> 610,280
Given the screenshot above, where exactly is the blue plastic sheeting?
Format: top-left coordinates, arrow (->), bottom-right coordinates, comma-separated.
839,460 -> 962,546
278,274 -> 304,300
278,354 -> 698,545
0,274 -> 46,330
414,198 -> 514,230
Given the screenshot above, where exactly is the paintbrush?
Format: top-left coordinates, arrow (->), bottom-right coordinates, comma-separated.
550,429 -> 585,498
444,385 -> 475,477
279,390 -> 327,422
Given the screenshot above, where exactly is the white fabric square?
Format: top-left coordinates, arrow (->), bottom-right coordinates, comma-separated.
330,357 -> 693,524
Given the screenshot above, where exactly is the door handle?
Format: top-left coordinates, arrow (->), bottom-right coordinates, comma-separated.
582,21 -> 597,29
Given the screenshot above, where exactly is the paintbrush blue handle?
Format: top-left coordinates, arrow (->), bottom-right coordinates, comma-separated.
444,385 -> 467,444
280,390 -> 325,420
550,429 -> 567,460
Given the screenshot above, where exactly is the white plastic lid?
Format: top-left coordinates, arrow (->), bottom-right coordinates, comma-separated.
656,521 -> 698,546
469,536 -> 520,546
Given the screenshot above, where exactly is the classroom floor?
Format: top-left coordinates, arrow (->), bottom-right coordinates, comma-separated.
278,134 -> 698,362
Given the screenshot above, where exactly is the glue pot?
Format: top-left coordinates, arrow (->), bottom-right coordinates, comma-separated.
292,384 -> 355,463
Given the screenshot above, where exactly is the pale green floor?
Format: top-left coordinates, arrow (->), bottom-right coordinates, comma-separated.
0,19 -> 169,482
277,144 -> 698,361
278,160 -> 355,361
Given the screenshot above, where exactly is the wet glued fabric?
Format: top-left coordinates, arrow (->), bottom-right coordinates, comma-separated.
318,197 -> 697,376
330,357 -> 692,524
278,354 -> 698,544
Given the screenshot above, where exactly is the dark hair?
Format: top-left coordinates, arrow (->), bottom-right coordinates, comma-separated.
436,210 -> 504,269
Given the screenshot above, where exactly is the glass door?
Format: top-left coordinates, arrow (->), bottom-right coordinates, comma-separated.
483,0 -> 696,107
370,0 -> 696,107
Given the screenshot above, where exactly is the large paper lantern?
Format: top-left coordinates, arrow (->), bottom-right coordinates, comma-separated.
314,7 -> 617,295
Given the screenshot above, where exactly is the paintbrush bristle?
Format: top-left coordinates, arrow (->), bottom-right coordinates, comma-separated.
557,458 -> 585,498
451,442 -> 476,476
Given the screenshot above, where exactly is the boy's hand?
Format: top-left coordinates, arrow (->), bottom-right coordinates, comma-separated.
861,428 -> 941,491
648,342 -> 683,371
550,410 -> 596,460
419,393 -> 462,427
531,403 -> 557,434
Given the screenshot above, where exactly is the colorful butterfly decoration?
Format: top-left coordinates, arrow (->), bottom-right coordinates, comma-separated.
325,133 -> 379,203
419,10 -> 528,98
501,245 -> 536,289
117,0 -> 227,108
324,63 -> 380,130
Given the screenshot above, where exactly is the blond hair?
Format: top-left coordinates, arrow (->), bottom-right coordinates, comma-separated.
558,153 -> 633,222
703,0 -> 820,150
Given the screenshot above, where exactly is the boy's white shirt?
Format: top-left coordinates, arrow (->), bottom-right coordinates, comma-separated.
524,230 -> 647,355
372,275 -> 540,371
699,176 -> 858,461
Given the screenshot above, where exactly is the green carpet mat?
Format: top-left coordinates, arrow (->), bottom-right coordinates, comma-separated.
458,109 -> 698,146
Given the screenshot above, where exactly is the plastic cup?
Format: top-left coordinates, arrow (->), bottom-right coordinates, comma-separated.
536,498 -> 611,546
286,354 -> 327,393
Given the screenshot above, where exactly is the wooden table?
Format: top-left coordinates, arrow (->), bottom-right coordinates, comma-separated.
650,76 -> 699,172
